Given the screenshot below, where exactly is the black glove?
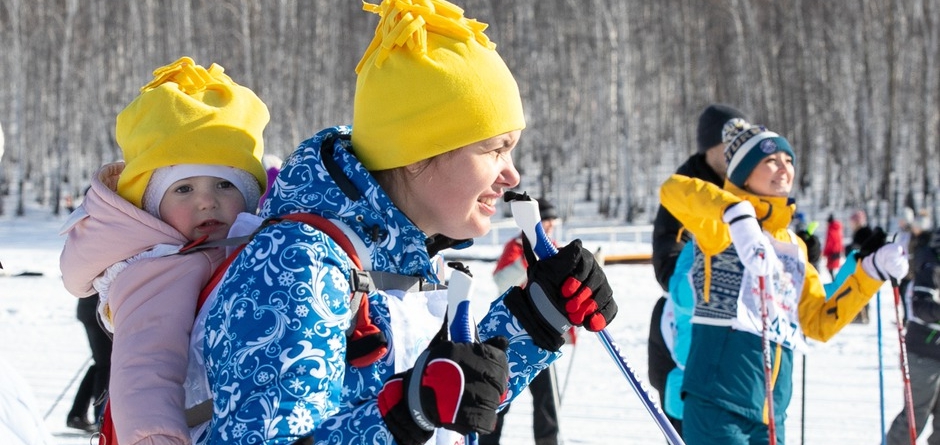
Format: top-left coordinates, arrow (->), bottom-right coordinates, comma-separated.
796,230 -> 821,265
377,330 -> 509,445
504,238 -> 617,351
856,227 -> 887,260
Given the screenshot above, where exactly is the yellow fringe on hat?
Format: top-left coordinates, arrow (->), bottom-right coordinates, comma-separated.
141,56 -> 234,94
115,57 -> 268,208
352,0 -> 525,171
356,0 -> 493,72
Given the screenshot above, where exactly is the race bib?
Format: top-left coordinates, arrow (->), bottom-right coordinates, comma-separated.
732,231 -> 808,352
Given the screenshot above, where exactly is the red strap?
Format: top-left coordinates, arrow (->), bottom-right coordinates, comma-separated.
280,213 -> 363,269
194,214 -> 360,314
279,214 -> 390,367
195,244 -> 246,314
347,295 -> 389,367
194,213 -> 387,366
99,400 -> 117,445
178,234 -> 210,254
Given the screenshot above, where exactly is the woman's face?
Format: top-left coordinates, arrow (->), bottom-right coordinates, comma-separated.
396,130 -> 521,240
745,151 -> 794,197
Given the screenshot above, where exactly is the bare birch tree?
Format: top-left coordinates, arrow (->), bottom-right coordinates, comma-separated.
0,0 -> 938,224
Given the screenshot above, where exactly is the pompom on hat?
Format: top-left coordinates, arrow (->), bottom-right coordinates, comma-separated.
352,0 -> 526,171
115,57 -> 268,208
723,120 -> 795,189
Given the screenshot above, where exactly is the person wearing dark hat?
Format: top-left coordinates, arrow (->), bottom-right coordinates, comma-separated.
487,197 -> 563,445
648,103 -> 748,435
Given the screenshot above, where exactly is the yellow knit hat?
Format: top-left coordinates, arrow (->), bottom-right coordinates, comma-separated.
115,57 -> 269,208
352,0 -> 526,171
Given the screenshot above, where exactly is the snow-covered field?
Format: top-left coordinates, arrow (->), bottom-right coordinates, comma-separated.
0,205 -> 928,444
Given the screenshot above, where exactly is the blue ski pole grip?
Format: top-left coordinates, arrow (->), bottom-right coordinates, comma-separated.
509,199 -> 557,259
446,263 -> 479,445
447,268 -> 476,343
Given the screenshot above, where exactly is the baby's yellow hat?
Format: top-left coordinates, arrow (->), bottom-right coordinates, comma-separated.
352,0 -> 526,171
115,57 -> 268,208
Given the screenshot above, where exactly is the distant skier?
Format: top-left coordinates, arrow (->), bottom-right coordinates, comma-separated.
885,226 -> 940,445
822,214 -> 844,279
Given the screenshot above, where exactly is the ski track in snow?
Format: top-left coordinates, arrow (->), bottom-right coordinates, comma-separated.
0,211 -> 931,444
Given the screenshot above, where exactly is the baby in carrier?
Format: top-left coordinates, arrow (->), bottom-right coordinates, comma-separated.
59,56 -> 268,445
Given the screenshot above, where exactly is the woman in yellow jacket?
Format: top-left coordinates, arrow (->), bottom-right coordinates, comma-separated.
659,120 -> 908,445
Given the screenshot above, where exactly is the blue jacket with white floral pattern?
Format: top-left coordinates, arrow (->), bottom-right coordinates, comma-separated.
202,126 -> 557,445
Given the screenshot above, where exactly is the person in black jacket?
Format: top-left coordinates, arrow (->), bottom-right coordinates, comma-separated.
648,103 -> 748,435
885,226 -> 940,444
66,294 -> 112,432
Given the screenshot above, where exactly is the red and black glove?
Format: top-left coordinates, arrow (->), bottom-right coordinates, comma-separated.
377,331 -> 510,445
505,238 -> 617,351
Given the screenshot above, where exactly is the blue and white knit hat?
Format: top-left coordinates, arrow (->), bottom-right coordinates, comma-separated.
723,121 -> 795,188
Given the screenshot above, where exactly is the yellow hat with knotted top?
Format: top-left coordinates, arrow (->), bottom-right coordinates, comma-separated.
352,0 -> 526,171
115,57 -> 268,208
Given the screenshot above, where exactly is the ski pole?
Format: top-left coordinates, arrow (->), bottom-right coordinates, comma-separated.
758,273 -> 777,445
558,331 -> 577,405
876,289 -> 886,445
891,278 -> 918,445
446,261 -> 479,445
801,354 -> 806,445
44,355 -> 92,420
504,191 -> 685,445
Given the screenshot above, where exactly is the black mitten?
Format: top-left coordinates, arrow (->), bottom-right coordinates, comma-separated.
377,334 -> 509,445
796,230 -> 821,265
505,238 -> 616,351
856,227 -> 887,260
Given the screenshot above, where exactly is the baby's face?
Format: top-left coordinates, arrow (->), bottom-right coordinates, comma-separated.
159,175 -> 246,241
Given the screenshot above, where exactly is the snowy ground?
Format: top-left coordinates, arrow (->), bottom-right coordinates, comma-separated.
0,205 -> 930,444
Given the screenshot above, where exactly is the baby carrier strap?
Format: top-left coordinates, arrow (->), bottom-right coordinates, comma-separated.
191,212 -> 400,366
278,213 -> 392,368
101,213 -> 408,445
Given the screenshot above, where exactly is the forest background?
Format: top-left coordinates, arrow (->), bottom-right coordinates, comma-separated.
1,0 -> 939,229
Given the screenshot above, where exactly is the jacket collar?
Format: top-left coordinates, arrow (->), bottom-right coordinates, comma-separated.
723,180 -> 796,232
263,126 -> 442,282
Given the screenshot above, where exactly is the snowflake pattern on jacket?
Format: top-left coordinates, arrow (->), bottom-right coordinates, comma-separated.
202,126 -> 558,444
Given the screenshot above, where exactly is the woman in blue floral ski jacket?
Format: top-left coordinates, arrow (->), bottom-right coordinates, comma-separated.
195,2 -> 617,444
